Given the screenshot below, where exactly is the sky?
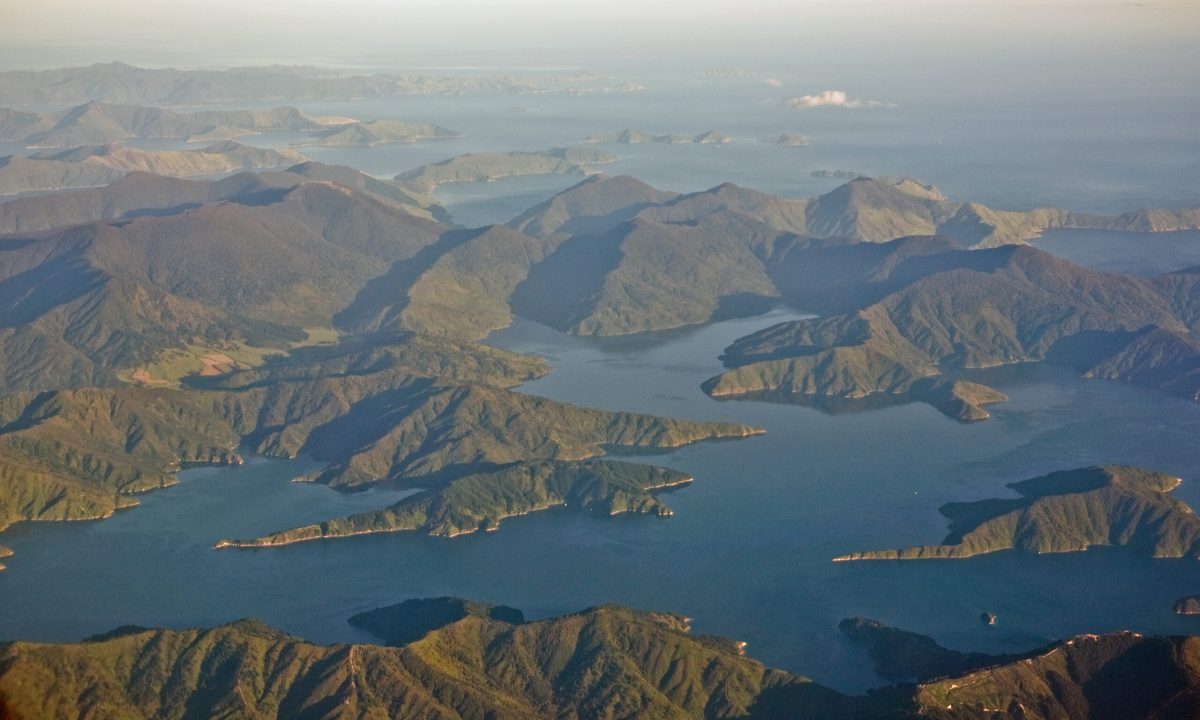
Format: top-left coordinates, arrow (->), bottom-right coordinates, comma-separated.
4,0 -> 1198,100
5,1 -> 1198,65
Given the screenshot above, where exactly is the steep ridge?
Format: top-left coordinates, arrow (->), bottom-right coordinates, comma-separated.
51,172 -> 1183,356
1,605 -> 1197,719
0,604 -> 863,720
507,173 -> 678,239
0,161 -> 448,234
916,632 -> 1200,720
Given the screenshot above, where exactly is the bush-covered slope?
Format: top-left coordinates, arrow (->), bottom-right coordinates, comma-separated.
0,604 -> 858,720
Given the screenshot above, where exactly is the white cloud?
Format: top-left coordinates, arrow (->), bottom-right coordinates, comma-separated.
762,78 -> 783,87
782,90 -> 892,109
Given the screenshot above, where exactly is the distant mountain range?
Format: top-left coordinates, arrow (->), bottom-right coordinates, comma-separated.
0,102 -> 337,147
0,61 -> 641,105
0,101 -> 462,150
0,141 -> 305,194
1,600 -> 1196,719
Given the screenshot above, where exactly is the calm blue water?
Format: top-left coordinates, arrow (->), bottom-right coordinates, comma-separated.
5,308 -> 1200,692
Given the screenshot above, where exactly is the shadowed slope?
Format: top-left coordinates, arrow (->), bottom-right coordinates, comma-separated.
839,618 -> 1026,682
916,632 -> 1200,720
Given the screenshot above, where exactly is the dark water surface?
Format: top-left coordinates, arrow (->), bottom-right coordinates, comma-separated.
5,309 -> 1200,692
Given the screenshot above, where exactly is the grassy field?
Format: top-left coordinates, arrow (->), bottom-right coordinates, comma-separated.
117,327 -> 340,388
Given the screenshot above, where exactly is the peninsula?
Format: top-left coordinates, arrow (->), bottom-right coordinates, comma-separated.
216,460 -> 694,548
840,617 -> 1024,681
833,466 -> 1200,561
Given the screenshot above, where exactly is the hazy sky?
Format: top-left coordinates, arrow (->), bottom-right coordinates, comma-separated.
5,0 -> 1199,98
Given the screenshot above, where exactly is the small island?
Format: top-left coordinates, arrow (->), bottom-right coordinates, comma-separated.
759,133 -> 810,146
395,147 -> 616,192
300,119 -> 460,147
834,465 -> 1200,561
1175,596 -> 1200,615
584,129 -> 732,145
